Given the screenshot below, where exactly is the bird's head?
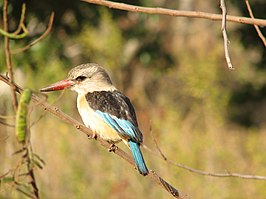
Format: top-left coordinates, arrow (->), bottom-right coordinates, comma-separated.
40,63 -> 115,94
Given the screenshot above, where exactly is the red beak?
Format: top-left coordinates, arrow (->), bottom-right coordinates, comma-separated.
40,79 -> 75,92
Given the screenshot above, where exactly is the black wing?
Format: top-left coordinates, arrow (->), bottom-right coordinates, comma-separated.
85,90 -> 142,142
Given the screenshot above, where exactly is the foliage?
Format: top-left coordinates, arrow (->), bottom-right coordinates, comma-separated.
1,1 -> 266,199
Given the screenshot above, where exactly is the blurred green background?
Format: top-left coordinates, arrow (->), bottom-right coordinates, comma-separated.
1,0 -> 266,198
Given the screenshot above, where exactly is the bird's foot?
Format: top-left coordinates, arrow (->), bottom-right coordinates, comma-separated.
108,143 -> 118,152
88,132 -> 97,140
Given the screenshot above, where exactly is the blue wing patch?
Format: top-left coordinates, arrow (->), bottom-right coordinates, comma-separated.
95,110 -> 142,143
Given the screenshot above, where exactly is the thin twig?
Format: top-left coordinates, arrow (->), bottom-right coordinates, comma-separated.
81,0 -> 266,26
0,171 -> 10,179
0,3 -> 29,39
144,136 -> 266,181
0,114 -> 16,119
245,0 -> 266,47
0,120 -> 15,127
26,145 -> 39,199
0,27 -> 28,39
3,0 -> 18,110
0,135 -> 9,142
30,89 -> 65,127
220,0 -> 234,70
167,159 -> 266,180
0,74 -> 188,199
12,12 -> 55,54
16,187 -> 35,199
149,122 -> 167,161
12,3 -> 27,35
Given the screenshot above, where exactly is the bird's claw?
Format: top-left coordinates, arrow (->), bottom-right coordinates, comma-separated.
108,143 -> 117,152
88,132 -> 97,140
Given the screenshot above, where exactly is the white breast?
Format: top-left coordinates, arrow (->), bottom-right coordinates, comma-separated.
77,94 -> 122,142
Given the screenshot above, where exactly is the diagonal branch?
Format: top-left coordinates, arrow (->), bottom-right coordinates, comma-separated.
81,0 -> 266,26
245,0 -> 266,47
144,134 -> 266,181
12,12 -> 55,54
0,74 -> 189,199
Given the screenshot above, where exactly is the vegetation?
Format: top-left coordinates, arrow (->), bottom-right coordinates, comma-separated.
1,1 -> 266,198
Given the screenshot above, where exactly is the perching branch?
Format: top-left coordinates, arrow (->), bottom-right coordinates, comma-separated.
220,0 -> 234,70
245,0 -> 266,47
0,74 -> 189,199
81,0 -> 266,26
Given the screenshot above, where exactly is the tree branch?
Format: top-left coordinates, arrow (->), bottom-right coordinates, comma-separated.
12,12 -> 55,54
0,3 -> 29,39
245,0 -> 266,47
0,74 -> 189,199
12,3 -> 27,35
220,0 -> 234,70
3,0 -> 18,110
81,0 -> 266,26
144,134 -> 266,181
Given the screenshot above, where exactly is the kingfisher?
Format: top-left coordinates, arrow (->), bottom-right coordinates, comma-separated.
40,63 -> 149,176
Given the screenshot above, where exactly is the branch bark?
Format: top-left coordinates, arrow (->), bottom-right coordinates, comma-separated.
0,74 -> 189,199
12,12 -> 55,54
81,0 -> 266,26
245,0 -> 266,47
0,3 -> 28,39
3,0 -> 18,110
220,0 -> 234,70
145,130 -> 266,181
144,145 -> 266,181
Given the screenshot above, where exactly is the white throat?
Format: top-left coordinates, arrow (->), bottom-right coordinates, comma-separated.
71,82 -> 117,95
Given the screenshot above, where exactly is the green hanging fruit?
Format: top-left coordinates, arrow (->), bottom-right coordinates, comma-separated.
16,89 -> 32,143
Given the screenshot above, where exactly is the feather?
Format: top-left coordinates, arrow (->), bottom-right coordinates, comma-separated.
95,111 -> 142,143
129,141 -> 148,176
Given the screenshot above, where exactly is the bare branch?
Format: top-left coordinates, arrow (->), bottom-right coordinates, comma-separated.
144,136 -> 266,181
245,0 -> 266,47
149,123 -> 167,161
0,171 -> 10,179
16,187 -> 35,199
12,3 -> 27,35
26,146 -> 40,199
0,27 -> 28,39
0,120 -> 15,127
0,74 -> 189,199
3,0 -> 18,110
81,0 -> 266,26
0,114 -> 16,119
220,0 -> 234,70
12,12 -> 55,54
30,89 -> 64,128
167,158 -> 266,180
0,3 -> 29,39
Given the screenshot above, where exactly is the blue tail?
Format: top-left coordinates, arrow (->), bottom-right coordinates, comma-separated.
129,140 -> 148,176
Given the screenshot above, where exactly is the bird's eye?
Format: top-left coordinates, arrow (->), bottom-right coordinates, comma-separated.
75,76 -> 86,82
